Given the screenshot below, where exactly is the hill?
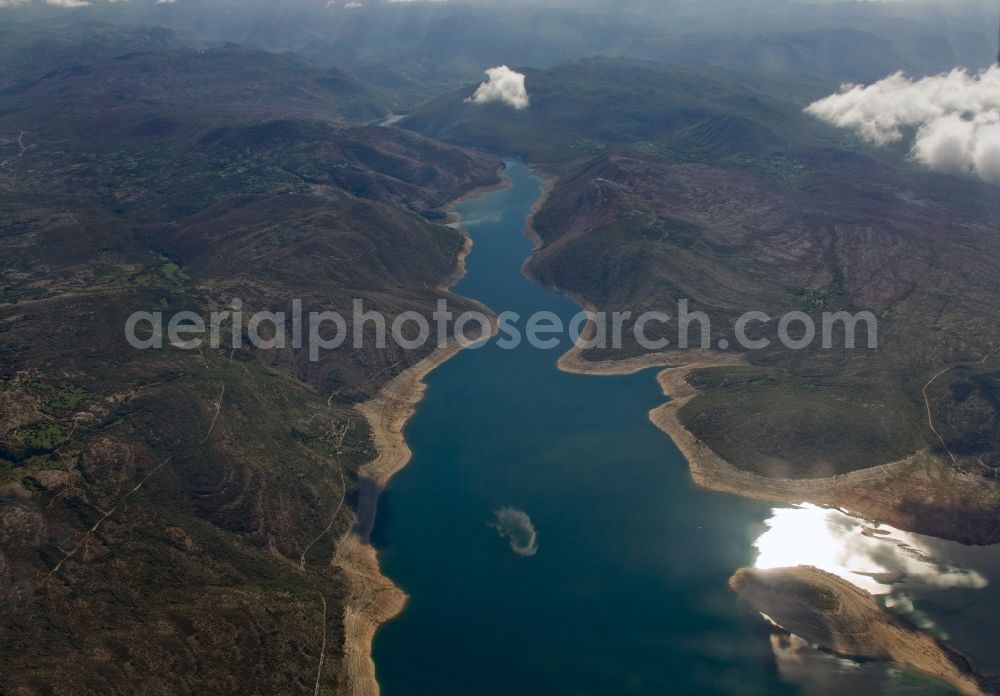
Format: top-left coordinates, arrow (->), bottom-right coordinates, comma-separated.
730,566 -> 996,696
407,56 -> 1000,544
0,27 -> 500,695
0,23 -> 393,131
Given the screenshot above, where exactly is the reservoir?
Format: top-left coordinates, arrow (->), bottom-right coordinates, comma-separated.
370,160 -> 994,695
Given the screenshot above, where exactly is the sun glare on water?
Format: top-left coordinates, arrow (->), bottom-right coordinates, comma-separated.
753,504 -> 988,596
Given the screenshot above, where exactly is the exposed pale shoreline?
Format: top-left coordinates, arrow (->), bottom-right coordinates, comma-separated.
557,331 -> 997,540
332,167 -> 509,696
730,566 -> 993,696
556,322 -> 1000,547
529,169 -> 1000,688
522,170 -> 555,252
444,168 -> 513,226
558,346 -> 919,503
334,159 -> 991,696
525,177 -> 989,542
332,337 -> 466,696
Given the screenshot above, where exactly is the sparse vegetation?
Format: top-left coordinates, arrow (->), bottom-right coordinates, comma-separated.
408,55 -> 1000,537
24,379 -> 88,414
13,422 -> 67,451
0,25 -> 499,696
160,261 -> 180,280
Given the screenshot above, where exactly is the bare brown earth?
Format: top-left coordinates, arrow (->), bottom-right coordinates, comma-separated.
730,566 -> 997,696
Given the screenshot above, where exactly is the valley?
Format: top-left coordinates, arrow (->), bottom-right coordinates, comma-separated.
1,4 -> 998,695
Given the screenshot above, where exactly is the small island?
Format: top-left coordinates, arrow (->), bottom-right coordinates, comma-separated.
730,566 -> 997,696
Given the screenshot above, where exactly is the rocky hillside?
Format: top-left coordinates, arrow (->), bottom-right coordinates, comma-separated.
408,57 -> 1000,543
0,27 -> 499,695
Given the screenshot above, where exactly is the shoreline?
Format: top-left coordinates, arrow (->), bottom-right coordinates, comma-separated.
555,339 -> 1000,540
555,336 -> 975,535
522,169 -> 555,252
557,349 -> 918,505
333,168 -> 510,696
332,338 -> 466,696
648,363 -> 919,504
443,167 -> 513,227
731,566 -> 992,696
335,159 -> 996,696
520,174 -> 987,542
521,166 -> 999,688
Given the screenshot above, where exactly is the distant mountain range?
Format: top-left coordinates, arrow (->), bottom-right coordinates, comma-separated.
4,0 -> 997,100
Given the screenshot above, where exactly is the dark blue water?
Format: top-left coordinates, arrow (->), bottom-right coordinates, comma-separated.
370,161 -> 960,695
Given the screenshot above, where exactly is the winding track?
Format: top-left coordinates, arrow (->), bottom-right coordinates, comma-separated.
46,378 -> 227,584
923,366 -> 958,467
299,420 -> 351,570
921,347 -> 1000,470
1,130 -> 31,170
44,457 -> 172,583
314,592 -> 328,696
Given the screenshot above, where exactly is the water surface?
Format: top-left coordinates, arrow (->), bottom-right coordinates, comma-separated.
371,160 -> 992,695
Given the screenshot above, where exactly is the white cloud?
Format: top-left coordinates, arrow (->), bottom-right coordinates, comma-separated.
806,65 -> 1000,183
466,65 -> 529,110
